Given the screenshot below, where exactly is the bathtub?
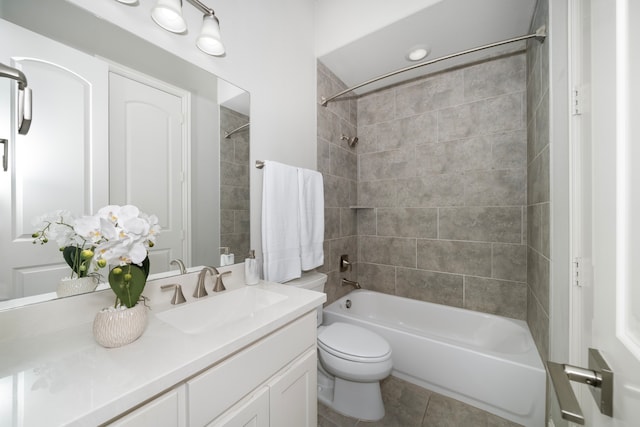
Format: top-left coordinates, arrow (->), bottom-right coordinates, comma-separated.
322,290 -> 545,427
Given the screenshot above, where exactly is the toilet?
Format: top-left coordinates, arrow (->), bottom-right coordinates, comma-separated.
286,272 -> 392,421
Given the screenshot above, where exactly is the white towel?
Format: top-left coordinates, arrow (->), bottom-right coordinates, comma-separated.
261,161 -> 302,283
298,168 -> 324,270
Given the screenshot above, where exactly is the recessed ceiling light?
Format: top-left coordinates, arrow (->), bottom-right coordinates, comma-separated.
406,45 -> 430,62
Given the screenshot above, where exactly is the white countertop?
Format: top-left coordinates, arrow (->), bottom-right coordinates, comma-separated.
0,265 -> 325,426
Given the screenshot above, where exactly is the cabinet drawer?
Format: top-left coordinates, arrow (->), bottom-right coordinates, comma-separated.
109,386 -> 185,427
206,386 -> 269,427
187,312 -> 316,426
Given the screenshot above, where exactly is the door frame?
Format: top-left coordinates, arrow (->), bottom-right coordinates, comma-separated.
107,61 -> 192,266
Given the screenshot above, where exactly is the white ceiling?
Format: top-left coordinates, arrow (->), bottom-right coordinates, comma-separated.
318,0 -> 538,96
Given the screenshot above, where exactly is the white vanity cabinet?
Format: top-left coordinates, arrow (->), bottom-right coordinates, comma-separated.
109,386 -> 187,427
4,279 -> 325,427
188,311 -> 317,426
267,348 -> 317,426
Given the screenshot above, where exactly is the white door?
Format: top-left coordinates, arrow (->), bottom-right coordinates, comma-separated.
109,71 -> 188,274
568,0 -> 640,425
0,20 -> 108,299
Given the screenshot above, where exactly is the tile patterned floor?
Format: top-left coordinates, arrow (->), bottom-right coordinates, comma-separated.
317,376 -> 523,427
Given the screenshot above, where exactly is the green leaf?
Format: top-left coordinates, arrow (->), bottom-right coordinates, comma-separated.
62,246 -> 89,277
108,263 -> 147,308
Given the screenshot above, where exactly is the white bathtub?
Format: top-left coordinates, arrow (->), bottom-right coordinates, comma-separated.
322,290 -> 545,427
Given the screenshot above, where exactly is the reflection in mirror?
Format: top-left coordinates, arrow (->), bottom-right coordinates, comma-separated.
0,0 -> 249,309
219,82 -> 251,263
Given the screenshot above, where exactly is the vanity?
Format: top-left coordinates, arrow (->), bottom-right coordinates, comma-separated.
0,264 -> 325,426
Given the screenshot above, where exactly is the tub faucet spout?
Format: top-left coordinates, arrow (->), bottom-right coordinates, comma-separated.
341,278 -> 361,290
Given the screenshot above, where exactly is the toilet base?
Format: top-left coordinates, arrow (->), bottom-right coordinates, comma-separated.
317,369 -> 385,421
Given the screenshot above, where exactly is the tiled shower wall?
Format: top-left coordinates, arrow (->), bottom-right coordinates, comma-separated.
526,0 -> 550,362
354,53 -> 528,319
316,61 -> 359,304
318,52 -> 529,320
220,106 -> 251,262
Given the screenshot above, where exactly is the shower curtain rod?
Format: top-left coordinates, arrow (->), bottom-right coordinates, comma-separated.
224,122 -> 250,139
320,25 -> 547,107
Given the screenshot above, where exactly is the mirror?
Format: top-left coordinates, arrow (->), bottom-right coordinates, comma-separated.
0,0 -> 250,308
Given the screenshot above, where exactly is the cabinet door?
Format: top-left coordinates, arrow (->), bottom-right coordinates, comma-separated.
109,386 -> 185,427
207,386 -> 269,427
268,349 -> 317,427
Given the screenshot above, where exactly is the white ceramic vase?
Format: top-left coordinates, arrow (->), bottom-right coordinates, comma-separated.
56,276 -> 98,297
93,303 -> 148,348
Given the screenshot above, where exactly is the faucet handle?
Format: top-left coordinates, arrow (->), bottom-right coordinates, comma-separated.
161,284 -> 187,304
213,270 -> 231,292
340,254 -> 352,272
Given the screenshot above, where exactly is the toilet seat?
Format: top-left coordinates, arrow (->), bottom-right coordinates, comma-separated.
318,322 -> 391,363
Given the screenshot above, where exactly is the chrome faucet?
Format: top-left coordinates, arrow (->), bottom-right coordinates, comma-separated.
194,267 -> 216,298
213,270 -> 232,292
170,259 -> 187,275
341,278 -> 361,290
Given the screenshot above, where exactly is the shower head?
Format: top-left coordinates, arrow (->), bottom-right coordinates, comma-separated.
340,134 -> 358,147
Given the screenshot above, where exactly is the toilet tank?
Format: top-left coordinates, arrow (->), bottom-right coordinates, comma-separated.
285,271 -> 327,325
284,271 -> 327,292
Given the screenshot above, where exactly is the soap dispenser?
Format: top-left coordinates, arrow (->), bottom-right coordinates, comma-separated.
244,250 -> 259,285
220,247 -> 233,266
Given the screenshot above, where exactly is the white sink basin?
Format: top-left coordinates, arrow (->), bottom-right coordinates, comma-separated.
156,287 -> 288,335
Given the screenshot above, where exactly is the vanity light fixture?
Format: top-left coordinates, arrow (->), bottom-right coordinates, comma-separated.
151,0 -> 187,33
196,13 -> 224,55
116,0 -> 225,56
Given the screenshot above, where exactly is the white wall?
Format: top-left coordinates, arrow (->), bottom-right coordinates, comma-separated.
69,0 -> 317,255
314,0 -> 443,56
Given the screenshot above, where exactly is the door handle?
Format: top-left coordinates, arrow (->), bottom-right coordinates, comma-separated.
547,348 -> 613,424
1,138 -> 7,172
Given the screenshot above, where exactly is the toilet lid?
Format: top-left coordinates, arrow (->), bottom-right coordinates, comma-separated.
318,322 -> 391,362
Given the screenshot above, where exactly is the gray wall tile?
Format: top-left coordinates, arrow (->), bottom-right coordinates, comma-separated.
357,208 -> 377,235
374,113 -> 439,152
317,138 -> 331,175
359,148 -> 416,181
492,130 -> 527,170
527,247 -> 550,314
397,175 -> 465,207
463,169 -> 526,206
358,180 -> 398,207
439,207 -> 523,243
464,276 -> 527,320
377,208 -> 437,238
527,287 -> 550,362
464,53 -> 526,102
358,89 -> 395,125
437,93 -> 524,142
417,239 -> 492,277
325,208 -> 341,240
528,145 -> 550,204
330,143 -> 357,181
492,243 -> 527,282
358,263 -> 396,294
340,207 -> 357,237
395,70 -> 464,118
396,268 -> 463,307
359,236 -> 416,267
324,174 -> 352,208
415,137 -> 492,175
